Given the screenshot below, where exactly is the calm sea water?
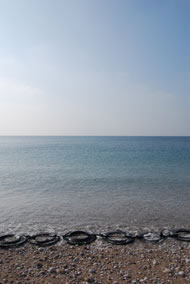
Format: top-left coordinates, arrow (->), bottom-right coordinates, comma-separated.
0,136 -> 190,234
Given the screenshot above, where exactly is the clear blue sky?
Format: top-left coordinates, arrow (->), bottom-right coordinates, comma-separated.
0,0 -> 189,135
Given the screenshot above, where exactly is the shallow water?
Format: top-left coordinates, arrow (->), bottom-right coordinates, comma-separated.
0,136 -> 190,234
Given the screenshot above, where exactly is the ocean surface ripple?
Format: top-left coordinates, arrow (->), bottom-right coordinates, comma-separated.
0,136 -> 190,234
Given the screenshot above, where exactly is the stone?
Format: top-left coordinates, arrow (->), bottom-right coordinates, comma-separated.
36,263 -> 43,269
39,271 -> 46,276
48,267 -> 57,274
178,271 -> 185,277
38,247 -> 44,252
57,269 -> 65,274
86,277 -> 95,283
163,268 -> 170,273
153,259 -> 159,265
124,273 -> 131,279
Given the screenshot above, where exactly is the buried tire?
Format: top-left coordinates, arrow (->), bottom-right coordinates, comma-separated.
63,231 -> 96,245
160,229 -> 177,238
142,232 -> 162,242
173,229 -> 190,242
102,231 -> 135,245
0,234 -> 27,248
29,233 -> 60,246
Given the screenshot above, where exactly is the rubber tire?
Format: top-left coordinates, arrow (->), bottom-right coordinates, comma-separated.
102,231 -> 135,245
63,231 -> 97,245
29,233 -> 60,246
0,234 -> 27,248
174,229 -> 190,242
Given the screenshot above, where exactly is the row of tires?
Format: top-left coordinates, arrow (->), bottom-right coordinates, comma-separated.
0,228 -> 190,248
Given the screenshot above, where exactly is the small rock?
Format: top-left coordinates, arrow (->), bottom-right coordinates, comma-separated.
39,271 -> 46,276
36,263 -> 43,269
48,267 -> 57,274
57,269 -> 65,274
38,247 -> 44,252
153,259 -> 159,265
178,271 -> 185,277
76,271 -> 81,275
86,278 -> 95,283
163,268 -> 170,273
124,273 -> 131,279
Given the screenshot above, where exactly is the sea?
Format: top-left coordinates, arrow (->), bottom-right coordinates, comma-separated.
0,136 -> 190,235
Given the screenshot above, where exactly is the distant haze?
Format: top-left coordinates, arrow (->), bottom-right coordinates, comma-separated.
0,0 -> 189,136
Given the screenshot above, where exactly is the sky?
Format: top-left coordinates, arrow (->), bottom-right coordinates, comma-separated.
0,0 -> 189,136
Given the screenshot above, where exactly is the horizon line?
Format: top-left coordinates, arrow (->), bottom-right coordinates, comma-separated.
0,135 -> 190,137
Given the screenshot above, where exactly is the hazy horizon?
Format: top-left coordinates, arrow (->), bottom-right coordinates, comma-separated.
0,135 -> 190,137
0,0 -> 189,136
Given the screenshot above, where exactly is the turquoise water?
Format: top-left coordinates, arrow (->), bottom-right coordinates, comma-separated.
0,136 -> 190,233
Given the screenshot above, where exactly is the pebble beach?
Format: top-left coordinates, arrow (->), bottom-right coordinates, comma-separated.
0,238 -> 189,284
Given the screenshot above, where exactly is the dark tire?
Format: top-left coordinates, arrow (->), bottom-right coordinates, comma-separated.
160,229 -> 177,238
63,231 -> 96,245
102,231 -> 134,245
29,233 -> 60,246
142,232 -> 162,242
173,229 -> 190,242
0,234 -> 27,248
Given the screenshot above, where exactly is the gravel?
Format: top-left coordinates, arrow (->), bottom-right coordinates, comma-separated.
0,239 -> 189,283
